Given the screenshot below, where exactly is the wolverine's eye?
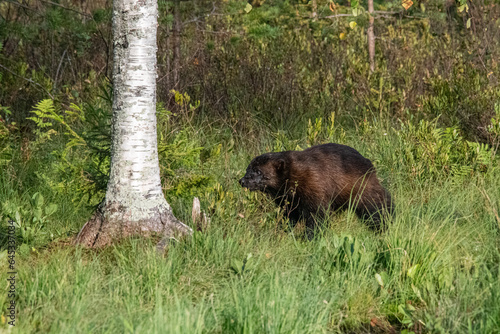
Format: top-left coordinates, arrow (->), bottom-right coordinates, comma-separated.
254,169 -> 262,175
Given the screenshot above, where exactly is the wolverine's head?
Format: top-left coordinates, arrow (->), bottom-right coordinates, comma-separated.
239,153 -> 286,193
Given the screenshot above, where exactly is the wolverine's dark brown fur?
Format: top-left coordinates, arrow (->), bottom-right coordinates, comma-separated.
239,143 -> 393,233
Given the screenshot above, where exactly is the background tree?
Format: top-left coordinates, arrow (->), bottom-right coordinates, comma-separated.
367,0 -> 375,72
75,0 -> 191,247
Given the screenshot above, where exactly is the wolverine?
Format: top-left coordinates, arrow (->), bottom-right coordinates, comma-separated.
239,143 -> 392,233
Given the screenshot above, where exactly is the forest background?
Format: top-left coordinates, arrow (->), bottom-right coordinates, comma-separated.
1,0 -> 500,332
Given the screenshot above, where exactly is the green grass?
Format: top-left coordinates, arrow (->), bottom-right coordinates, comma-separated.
2,117 -> 500,333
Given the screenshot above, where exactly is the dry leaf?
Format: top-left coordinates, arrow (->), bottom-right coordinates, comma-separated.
329,1 -> 337,12
402,0 -> 413,10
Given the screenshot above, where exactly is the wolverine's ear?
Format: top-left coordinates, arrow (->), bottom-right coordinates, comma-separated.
276,158 -> 285,171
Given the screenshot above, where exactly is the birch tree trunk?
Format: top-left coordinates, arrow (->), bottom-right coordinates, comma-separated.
75,0 -> 191,248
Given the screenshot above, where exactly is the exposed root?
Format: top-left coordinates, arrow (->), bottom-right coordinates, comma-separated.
74,203 -> 105,247
74,202 -> 192,249
155,209 -> 193,255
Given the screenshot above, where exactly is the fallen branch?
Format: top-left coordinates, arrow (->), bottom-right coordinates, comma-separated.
323,11 -> 420,20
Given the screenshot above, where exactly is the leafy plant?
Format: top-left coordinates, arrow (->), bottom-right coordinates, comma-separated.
230,253 -> 256,275
170,90 -> 200,123
1,193 -> 57,246
395,118 -> 497,180
305,112 -> 346,147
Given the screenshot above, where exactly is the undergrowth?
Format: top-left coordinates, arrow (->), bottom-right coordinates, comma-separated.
1,96 -> 499,333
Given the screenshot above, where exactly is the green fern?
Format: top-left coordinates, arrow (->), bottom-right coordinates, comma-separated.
28,99 -> 85,145
467,141 -> 492,167
27,99 -> 58,142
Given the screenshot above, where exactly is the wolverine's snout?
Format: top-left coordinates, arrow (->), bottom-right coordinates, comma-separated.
239,175 -> 260,190
239,177 -> 246,187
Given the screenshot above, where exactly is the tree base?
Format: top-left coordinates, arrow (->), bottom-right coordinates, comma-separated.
74,201 -> 192,248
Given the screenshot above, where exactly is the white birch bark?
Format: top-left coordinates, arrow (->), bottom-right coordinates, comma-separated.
76,0 -> 191,247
